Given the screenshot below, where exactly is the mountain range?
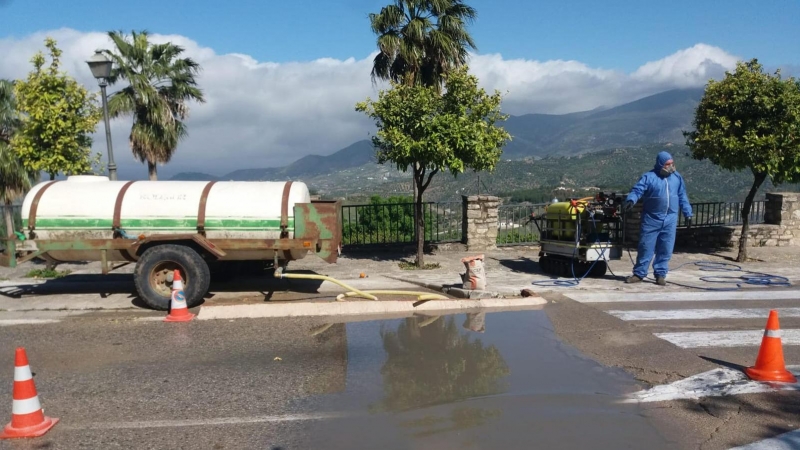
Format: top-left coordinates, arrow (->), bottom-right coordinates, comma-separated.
171,87 -> 800,203
172,88 -> 703,183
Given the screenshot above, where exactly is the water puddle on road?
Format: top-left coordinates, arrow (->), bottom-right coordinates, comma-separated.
288,310 -> 675,450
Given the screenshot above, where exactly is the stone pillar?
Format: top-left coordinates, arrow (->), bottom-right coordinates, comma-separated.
765,192 -> 800,226
462,195 -> 499,251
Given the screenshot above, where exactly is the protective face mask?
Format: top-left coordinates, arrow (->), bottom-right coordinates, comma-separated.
659,164 -> 676,177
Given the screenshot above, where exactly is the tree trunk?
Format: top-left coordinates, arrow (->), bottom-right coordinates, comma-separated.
415,172 -> 424,268
49,173 -> 55,181
148,161 -> 158,181
737,172 -> 767,262
3,201 -> 14,238
412,164 -> 418,245
412,166 -> 439,268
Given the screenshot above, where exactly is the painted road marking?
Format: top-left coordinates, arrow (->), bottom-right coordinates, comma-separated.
0,319 -> 61,326
655,329 -> 800,348
608,307 -> 800,321
624,365 -> 800,403
60,412 -> 347,430
565,290 -> 800,304
729,428 -> 800,449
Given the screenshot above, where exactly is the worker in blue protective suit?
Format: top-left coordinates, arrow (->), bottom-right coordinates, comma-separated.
623,151 -> 693,286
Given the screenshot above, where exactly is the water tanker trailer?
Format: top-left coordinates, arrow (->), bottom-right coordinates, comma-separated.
0,176 -> 342,310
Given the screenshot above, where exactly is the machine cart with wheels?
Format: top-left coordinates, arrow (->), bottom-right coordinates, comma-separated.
529,192 -> 626,278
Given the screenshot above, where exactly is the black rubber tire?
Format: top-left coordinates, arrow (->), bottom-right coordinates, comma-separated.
557,259 -> 567,277
539,256 -> 550,274
590,261 -> 608,277
574,261 -> 589,278
564,260 -> 578,278
134,244 -> 211,311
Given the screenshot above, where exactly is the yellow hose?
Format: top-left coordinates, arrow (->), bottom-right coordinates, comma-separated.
334,290 -> 449,302
276,272 -> 379,300
275,271 -> 449,302
417,315 -> 441,327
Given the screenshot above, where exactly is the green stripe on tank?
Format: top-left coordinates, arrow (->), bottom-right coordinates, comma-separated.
25,217 -> 294,231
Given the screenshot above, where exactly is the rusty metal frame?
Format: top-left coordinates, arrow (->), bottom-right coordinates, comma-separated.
280,181 -> 293,236
113,181 -> 137,230
129,233 -> 227,258
196,181 -> 217,234
27,180 -> 60,232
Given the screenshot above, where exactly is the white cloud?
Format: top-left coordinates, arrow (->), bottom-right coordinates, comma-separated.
468,44 -> 741,115
0,28 -> 742,179
631,44 -> 739,86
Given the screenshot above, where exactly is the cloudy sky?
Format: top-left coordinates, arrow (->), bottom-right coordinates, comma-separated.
0,0 -> 797,179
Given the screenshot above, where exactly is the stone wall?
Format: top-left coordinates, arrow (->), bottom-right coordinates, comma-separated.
624,192 -> 800,249
462,195 -> 499,251
738,192 -> 800,247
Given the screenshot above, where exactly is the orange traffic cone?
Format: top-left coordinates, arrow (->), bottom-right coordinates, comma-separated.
1,348 -> 59,439
164,269 -> 195,322
744,310 -> 797,383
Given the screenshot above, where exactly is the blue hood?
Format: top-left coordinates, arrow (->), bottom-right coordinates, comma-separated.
654,151 -> 673,172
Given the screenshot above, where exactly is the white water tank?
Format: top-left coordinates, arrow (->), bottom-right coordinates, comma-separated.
21,176 -> 312,261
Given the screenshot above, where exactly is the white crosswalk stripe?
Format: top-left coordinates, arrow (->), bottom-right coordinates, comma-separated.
564,289 -> 800,349
607,307 -> 800,321
566,290 -> 800,304
655,330 -> 800,348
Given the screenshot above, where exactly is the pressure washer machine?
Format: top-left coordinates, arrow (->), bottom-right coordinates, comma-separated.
528,192 -> 627,278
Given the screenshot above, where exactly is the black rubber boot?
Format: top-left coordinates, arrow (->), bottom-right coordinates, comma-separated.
625,275 -> 643,284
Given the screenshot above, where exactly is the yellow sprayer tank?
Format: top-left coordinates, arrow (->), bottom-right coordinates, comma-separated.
545,202 -> 586,239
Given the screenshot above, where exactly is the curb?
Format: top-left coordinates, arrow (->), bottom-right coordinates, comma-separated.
383,274 -> 445,292
383,274 -> 525,299
196,297 -> 548,320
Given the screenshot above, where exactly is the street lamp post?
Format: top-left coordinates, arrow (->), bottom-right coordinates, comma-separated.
86,51 -> 117,181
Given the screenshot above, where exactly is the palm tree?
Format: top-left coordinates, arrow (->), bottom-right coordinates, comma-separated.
369,0 -> 478,91
102,30 -> 205,180
0,79 -> 30,238
0,79 -> 20,144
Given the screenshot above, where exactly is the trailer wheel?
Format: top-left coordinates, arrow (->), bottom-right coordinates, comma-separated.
134,244 -> 211,311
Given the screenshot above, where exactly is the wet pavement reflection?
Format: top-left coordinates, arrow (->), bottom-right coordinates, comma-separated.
291,310 -> 676,450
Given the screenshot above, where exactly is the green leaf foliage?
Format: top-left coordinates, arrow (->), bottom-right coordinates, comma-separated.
0,141 -> 30,205
356,66 -> 511,183
342,195 -> 444,244
357,66 -> 509,265
0,79 -> 31,237
0,79 -> 21,145
369,0 -> 478,90
685,59 -> 800,184
11,38 -> 103,180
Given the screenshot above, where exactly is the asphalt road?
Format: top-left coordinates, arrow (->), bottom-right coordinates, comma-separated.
0,310 -> 674,450
1,287 -> 800,449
